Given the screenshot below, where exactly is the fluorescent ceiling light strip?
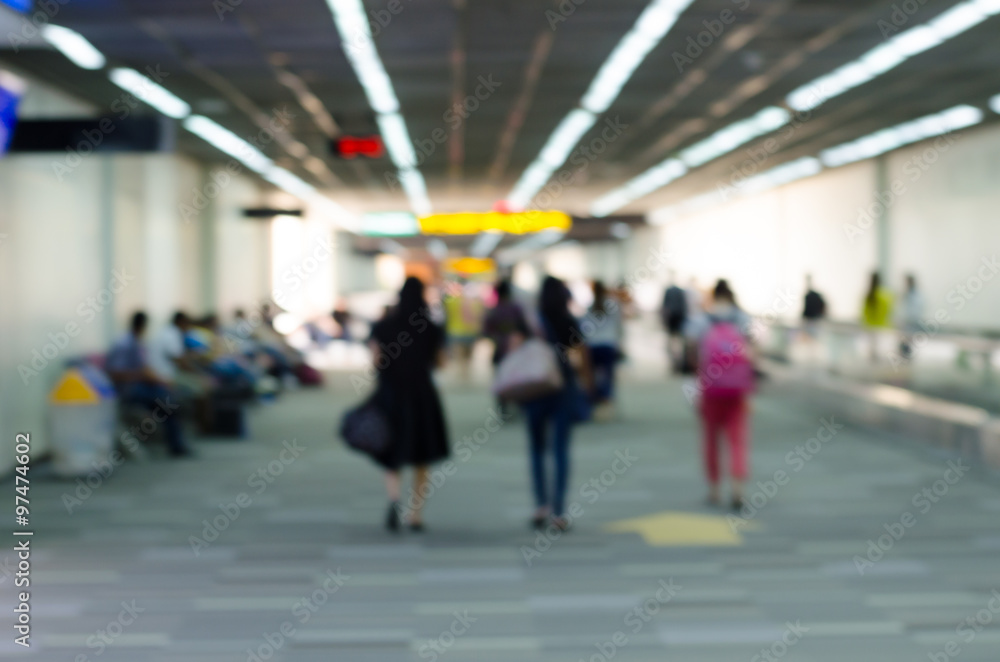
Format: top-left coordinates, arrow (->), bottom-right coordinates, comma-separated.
325,0 -> 430,217
649,158 -> 821,222
738,156 -> 821,195
590,156 -> 687,217
508,0 -> 694,207
426,238 -> 448,260
786,0 -> 1000,112
581,31 -> 657,114
41,24 -> 106,70
469,231 -> 504,258
263,166 -> 316,199
590,0 -> 1000,216
376,112 -> 418,169
185,117 -> 353,220
591,55 -> 984,218
103,81 -> 340,211
990,93 -> 1000,115
653,103 -> 985,223
581,0 -> 694,114
648,189 -> 723,225
680,106 -> 790,167
109,68 -> 190,119
539,109 -> 598,167
183,115 -> 273,174
500,229 -> 565,261
534,228 -> 566,248
398,168 -> 432,218
819,104 -> 983,167
509,162 -> 557,209
625,158 -> 687,198
328,0 -> 399,114
313,196 -> 360,232
509,110 -> 596,208
590,190 -> 634,219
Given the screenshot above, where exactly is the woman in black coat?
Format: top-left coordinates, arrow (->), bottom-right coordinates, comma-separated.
368,277 -> 450,531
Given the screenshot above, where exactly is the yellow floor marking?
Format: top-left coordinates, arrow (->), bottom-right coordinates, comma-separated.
605,511 -> 760,547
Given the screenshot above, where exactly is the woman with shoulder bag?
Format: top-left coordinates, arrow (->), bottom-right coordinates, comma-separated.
521,276 -> 593,532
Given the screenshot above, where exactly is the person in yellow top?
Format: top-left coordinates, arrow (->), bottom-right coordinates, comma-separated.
861,272 -> 894,362
444,280 -> 485,382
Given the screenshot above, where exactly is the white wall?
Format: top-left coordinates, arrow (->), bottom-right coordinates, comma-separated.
647,122 -> 1000,328
886,125 -> 1000,328
0,152 -> 272,474
335,235 -> 380,294
214,172 -> 272,316
0,155 -> 110,474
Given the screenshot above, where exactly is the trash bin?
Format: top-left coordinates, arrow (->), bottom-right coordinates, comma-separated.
48,365 -> 117,477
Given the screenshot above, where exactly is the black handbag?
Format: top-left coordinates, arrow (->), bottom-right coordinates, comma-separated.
339,398 -> 392,457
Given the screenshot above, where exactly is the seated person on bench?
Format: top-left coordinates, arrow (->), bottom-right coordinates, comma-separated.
105,311 -> 193,458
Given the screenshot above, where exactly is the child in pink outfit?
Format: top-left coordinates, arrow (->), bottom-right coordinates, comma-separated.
688,279 -> 754,510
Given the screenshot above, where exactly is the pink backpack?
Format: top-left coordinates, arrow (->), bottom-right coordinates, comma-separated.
699,319 -> 754,396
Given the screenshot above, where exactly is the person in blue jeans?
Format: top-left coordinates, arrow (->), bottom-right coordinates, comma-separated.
522,276 -> 593,531
584,280 -> 622,420
105,312 -> 192,457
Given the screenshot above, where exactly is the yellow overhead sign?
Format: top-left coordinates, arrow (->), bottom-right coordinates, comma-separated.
419,211 -> 572,235
443,257 -> 496,276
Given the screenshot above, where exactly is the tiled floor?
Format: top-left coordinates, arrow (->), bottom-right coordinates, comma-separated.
7,367 -> 1000,661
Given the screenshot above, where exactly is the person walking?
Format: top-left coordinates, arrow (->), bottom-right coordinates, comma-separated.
898,273 -> 924,361
584,280 -> 622,421
689,280 -> 754,510
523,276 -> 593,531
801,274 -> 827,336
483,279 -> 529,416
861,271 -> 894,363
368,277 -> 450,532
661,272 -> 688,373
444,279 -> 484,383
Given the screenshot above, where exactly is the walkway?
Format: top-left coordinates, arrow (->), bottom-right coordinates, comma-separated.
9,367 -> 1000,661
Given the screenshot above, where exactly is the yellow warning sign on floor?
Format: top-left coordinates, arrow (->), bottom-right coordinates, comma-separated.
606,511 -> 759,547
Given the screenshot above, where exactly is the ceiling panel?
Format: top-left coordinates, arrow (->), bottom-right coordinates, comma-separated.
1,0 -> 998,216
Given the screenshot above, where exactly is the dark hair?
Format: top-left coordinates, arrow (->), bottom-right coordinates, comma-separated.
865,272 -> 880,308
130,311 -> 148,335
172,311 -> 188,327
713,279 -> 735,305
495,279 -> 512,301
592,280 -> 608,314
540,275 -> 571,323
395,276 -> 426,322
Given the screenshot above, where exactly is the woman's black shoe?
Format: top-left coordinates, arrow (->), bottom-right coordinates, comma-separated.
531,516 -> 547,530
409,522 -> 425,533
386,502 -> 401,532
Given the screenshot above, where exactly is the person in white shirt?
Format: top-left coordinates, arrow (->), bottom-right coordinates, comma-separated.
898,274 -> 924,360
148,312 -> 194,384
106,311 -> 193,457
583,281 -> 623,420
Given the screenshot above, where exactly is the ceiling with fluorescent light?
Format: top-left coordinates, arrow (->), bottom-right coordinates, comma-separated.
1,0 -> 999,222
